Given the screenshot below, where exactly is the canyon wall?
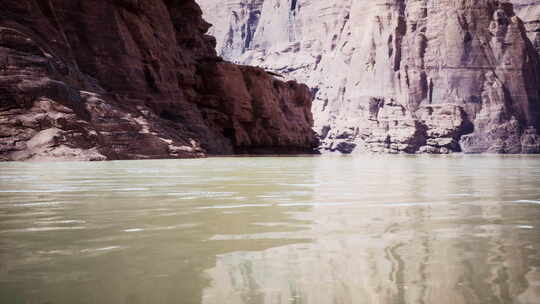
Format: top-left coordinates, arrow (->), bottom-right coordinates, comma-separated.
200,0 -> 540,154
513,0 -> 540,54
0,0 -> 317,161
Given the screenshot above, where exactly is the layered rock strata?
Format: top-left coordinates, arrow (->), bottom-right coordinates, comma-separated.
0,0 -> 317,161
512,0 -> 540,55
200,0 -> 540,154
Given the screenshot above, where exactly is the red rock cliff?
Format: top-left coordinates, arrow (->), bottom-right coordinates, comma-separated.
0,0 -> 317,161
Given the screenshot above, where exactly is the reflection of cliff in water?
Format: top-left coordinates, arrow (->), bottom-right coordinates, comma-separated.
201,156 -> 540,304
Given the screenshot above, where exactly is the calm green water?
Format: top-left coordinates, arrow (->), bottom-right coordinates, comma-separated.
1,155 -> 540,304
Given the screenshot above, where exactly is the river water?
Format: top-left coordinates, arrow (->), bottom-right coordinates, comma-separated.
1,155 -> 540,304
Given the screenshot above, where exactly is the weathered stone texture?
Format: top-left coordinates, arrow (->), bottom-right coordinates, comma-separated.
0,0 -> 317,161
200,0 -> 540,154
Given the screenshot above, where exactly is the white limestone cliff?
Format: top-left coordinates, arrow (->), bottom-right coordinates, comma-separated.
200,0 -> 540,154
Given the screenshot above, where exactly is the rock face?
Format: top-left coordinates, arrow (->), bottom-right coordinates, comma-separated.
0,0 -> 317,161
200,0 -> 540,154
512,0 -> 540,55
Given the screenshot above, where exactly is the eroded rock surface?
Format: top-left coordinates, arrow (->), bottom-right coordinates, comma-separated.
200,0 -> 540,154
0,0 -> 317,161
513,0 -> 540,55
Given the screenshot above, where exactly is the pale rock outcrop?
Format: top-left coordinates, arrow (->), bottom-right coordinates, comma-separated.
200,0 -> 540,154
512,0 -> 540,54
